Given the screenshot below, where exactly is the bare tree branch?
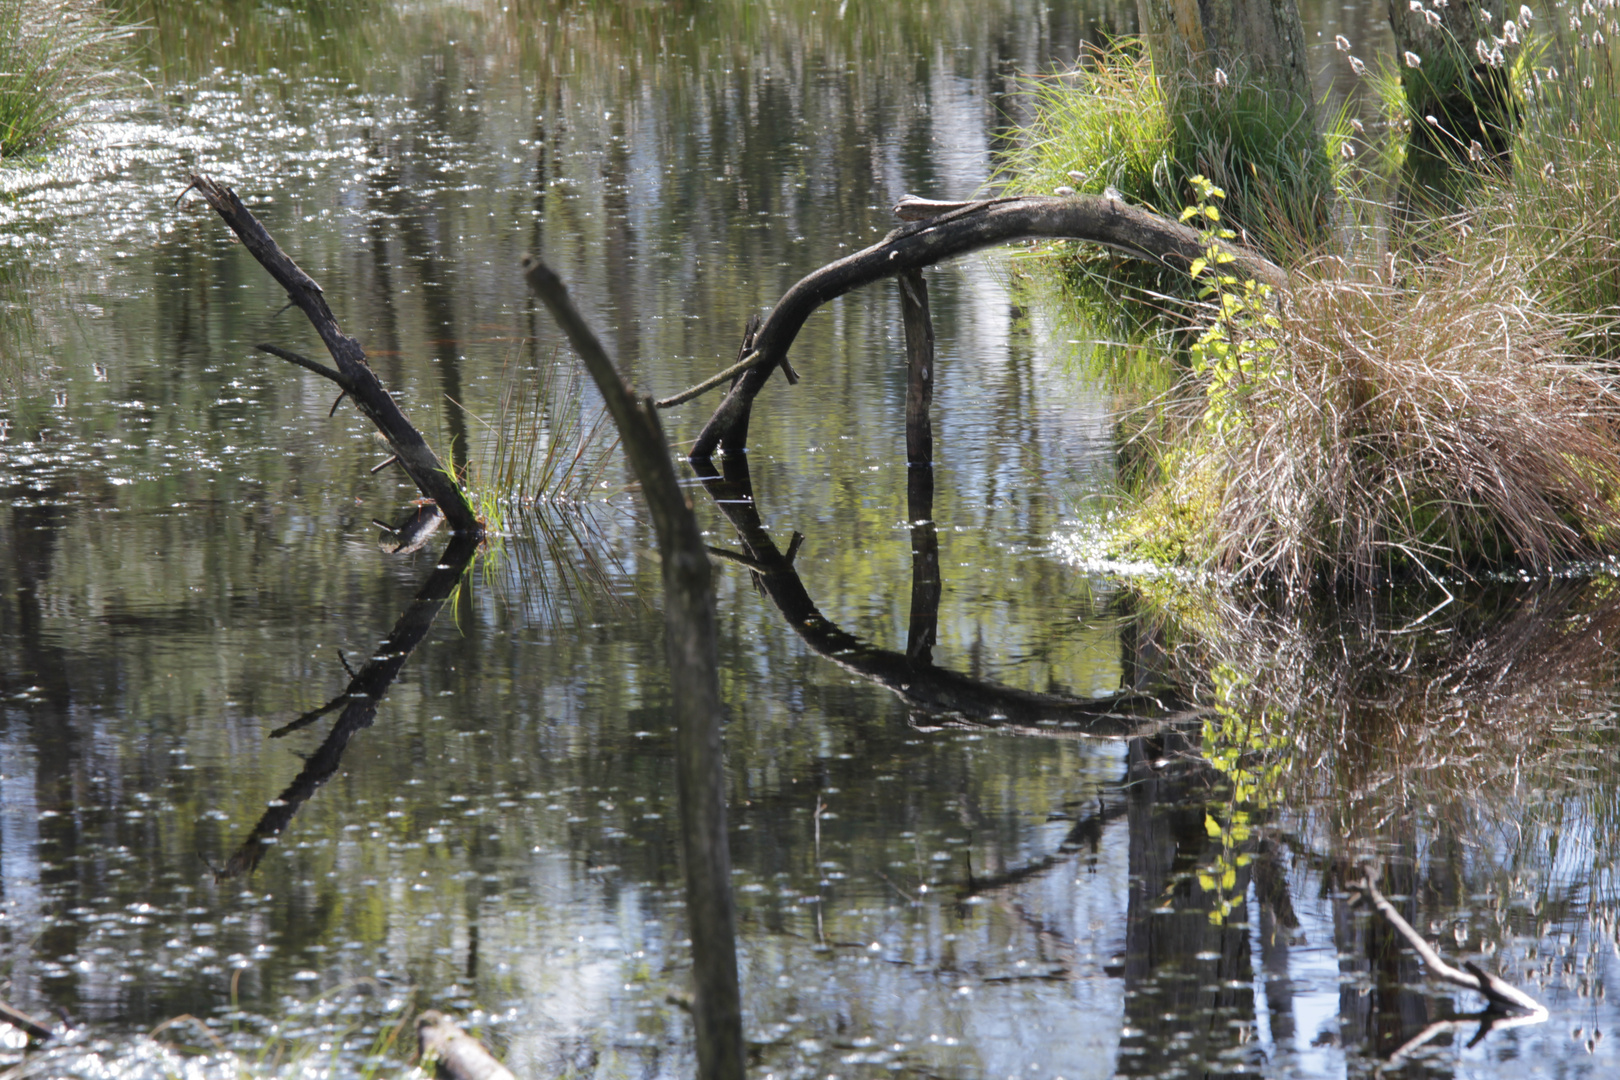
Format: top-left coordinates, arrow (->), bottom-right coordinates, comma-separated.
1357,867 -> 1546,1015
179,175 -> 480,537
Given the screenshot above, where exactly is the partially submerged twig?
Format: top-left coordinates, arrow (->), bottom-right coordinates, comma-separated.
1356,867 -> 1546,1016
177,175 -> 480,538
416,1011 -> 516,1080
0,998 -> 56,1044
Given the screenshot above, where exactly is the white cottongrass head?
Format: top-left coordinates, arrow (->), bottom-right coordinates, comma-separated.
1405,50 -> 1423,67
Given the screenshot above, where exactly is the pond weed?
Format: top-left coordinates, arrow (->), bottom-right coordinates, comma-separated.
453,344 -> 625,627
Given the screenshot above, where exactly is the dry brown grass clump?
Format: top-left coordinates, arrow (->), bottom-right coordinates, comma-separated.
1128,244 -> 1620,591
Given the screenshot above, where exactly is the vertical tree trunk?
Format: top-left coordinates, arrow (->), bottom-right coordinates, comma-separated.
1388,0 -> 1517,193
1135,0 -> 1329,250
524,258 -> 745,1080
1137,0 -> 1313,104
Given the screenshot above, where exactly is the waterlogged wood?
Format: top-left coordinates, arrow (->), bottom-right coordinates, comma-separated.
0,998 -> 56,1043
178,175 -> 480,538
417,1011 -> 517,1080
899,269 -> 934,467
214,533 -> 478,879
1357,868 -> 1547,1015
905,466 -> 940,665
688,193 -> 1284,459
521,256 -> 744,1080
696,454 -> 1185,735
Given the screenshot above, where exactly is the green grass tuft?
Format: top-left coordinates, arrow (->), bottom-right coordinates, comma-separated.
0,0 -> 129,162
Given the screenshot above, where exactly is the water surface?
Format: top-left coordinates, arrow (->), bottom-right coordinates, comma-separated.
3,2 -> 1618,1078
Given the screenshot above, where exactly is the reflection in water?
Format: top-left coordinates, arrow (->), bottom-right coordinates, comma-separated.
215,530 -> 478,878
700,454 -> 1285,1078
696,452 -> 1179,737
1117,732 -> 1259,1079
2,1 -> 1619,1078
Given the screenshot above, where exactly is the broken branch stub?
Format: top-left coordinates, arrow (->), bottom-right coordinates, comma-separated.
179,174 -> 480,538
687,193 -> 1286,460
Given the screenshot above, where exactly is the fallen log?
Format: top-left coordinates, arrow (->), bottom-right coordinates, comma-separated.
685,192 -> 1285,460
177,175 -> 480,538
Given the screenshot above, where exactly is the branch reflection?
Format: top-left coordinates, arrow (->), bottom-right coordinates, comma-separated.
215,528 -> 478,879
694,453 -> 1182,737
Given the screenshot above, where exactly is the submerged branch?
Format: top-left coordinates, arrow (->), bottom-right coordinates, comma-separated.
1357,867 -> 1546,1016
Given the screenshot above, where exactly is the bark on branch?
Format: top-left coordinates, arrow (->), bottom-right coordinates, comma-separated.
521,256 -> 744,1080
687,193 -> 1285,459
178,175 -> 480,538
417,1011 -> 517,1080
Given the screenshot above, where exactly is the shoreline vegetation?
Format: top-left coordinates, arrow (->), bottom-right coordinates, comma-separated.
1004,23 -> 1620,593
0,0 -> 128,163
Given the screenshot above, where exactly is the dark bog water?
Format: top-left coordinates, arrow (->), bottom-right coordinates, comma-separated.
2,2 -> 1618,1078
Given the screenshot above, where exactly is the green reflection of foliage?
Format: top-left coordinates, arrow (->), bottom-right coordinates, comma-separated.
0,256 -> 35,389
1197,662 -> 1287,924
110,0 -> 403,84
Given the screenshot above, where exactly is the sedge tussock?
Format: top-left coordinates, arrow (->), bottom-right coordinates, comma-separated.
1129,246 -> 1620,592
